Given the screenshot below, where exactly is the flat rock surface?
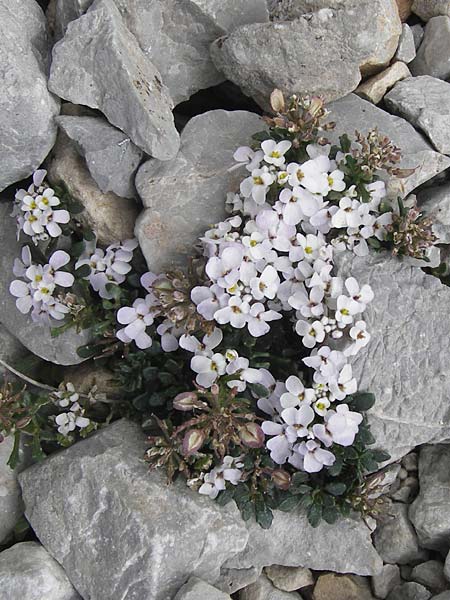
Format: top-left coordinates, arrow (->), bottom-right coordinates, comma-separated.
417,182 -> 450,243
410,17 -> 450,80
0,0 -> 60,192
56,115 -> 143,198
49,0 -> 179,160
174,577 -> 231,600
211,1 -> 401,110
335,250 -> 450,461
135,109 -> 264,272
410,445 -> 450,551
0,201 -> 89,365
328,94 -> 450,198
19,420 -> 249,600
385,76 -> 450,155
0,542 -> 81,600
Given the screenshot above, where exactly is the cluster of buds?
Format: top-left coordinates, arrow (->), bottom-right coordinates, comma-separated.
0,381 -> 31,442
353,129 -> 412,178
264,89 -> 335,148
387,203 -> 437,260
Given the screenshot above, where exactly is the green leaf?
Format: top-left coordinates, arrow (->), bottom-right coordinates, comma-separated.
241,502 -> 254,521
216,488 -> 234,506
75,264 -> 91,278
370,449 -> 391,463
71,240 -> 86,258
249,383 -> 270,398
325,482 -> 347,496
360,453 -> 379,472
76,344 -> 100,359
339,133 -> 351,153
6,431 -> 21,470
255,501 -> 273,529
291,484 -> 312,496
327,457 -> 343,477
252,130 -> 272,143
307,503 -> 323,528
351,392 -> 376,412
323,506 -> 339,524
278,495 -> 301,512
291,471 -> 309,486
84,228 -> 96,241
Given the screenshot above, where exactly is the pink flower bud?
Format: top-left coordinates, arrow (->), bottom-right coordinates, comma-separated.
173,392 -> 198,411
182,429 -> 205,456
239,423 -> 265,448
272,469 -> 291,490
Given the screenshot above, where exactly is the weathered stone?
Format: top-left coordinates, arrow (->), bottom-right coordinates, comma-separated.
385,76 -> 450,155
396,0 -> 413,20
313,574 -> 375,600
412,0 -> 450,20
0,438 -> 22,544
328,94 -> 450,199
0,0 -> 60,192
211,0 -> 401,111
411,561 -> 448,594
395,25 -> 416,63
410,17 -> 450,80
56,116 -> 143,198
390,476 -> 419,503
432,593 -> 450,600
335,250 -> 450,461
240,574 -> 301,600
135,109 -> 263,272
387,583 -> 432,600
19,420 -> 248,600
0,202 -> 89,365
63,363 -> 122,400
265,565 -> 314,592
445,551 -> 450,582
53,0 -> 92,37
417,183 -> 450,244
215,568 -> 260,595
47,131 -> 139,245
373,502 -> 424,565
0,542 -> 80,600
0,326 -> 26,377
410,445 -> 450,551
356,62 -> 411,105
411,24 -> 424,49
372,564 -> 401,599
402,453 -> 419,472
52,0 -> 268,105
225,510 -> 382,576
49,0 -> 179,160
174,577 -> 231,600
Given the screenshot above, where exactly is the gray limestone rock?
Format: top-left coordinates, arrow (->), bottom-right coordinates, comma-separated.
372,564 -> 401,599
412,0 -> 450,20
55,116 -> 143,198
0,438 -> 22,544
355,62 -> 411,105
417,182 -> 450,244
445,551 -> 450,582
211,1 -> 402,111
52,0 -> 268,105
239,574 -> 302,600
387,582 -> 432,600
313,573 -> 375,600
395,24 -> 417,63
410,17 -> 450,80
0,542 -> 80,600
19,420 -> 249,600
373,502 -> 424,565
0,325 -> 26,377
225,511 -> 382,576
264,565 -> 314,592
0,0 -> 60,192
0,201 -> 89,365
49,0 -> 179,160
328,94 -> 450,200
335,250 -> 450,461
215,568 -> 260,595
135,109 -> 264,272
411,561 -> 448,594
385,76 -> 450,155
411,24 -> 424,50
174,577 -> 231,600
432,593 -> 450,600
410,445 -> 450,551
47,131 -> 139,246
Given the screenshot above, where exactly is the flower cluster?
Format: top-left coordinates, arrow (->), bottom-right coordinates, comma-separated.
13,170 -> 70,244
9,247 -> 74,325
51,382 -> 91,436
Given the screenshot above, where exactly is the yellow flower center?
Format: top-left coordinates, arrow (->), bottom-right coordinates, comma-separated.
41,197 -> 49,205
304,246 -> 313,254
296,169 -> 304,181
253,176 -> 263,185
231,306 -> 241,314
270,150 -> 281,158
316,401 -> 327,411
250,240 -> 258,247
341,308 -> 350,316
40,287 -> 49,295
228,284 -> 238,293
35,274 -> 42,282
29,215 -> 37,222
327,176 -> 334,186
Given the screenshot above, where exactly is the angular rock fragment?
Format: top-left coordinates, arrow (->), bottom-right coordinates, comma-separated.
373,502 -> 424,564
0,326 -> 26,377
328,94 -> 450,198
215,568 -> 260,595
313,573 -> 375,600
49,0 -> 179,160
174,577 -> 231,600
19,420 -> 248,600
135,109 -> 264,272
410,17 -> 450,80
410,445 -> 450,551
411,561 -> 448,594
192,0 -> 268,30
412,0 -> 450,20
335,250 -> 450,461
396,0 -> 413,21
411,24 -> 424,49
395,24 -> 416,63
240,574 -> 301,600
371,564 -> 401,600
385,76 -> 450,155
356,62 -> 411,105
386,582 -> 431,600
56,116 -> 143,198
0,542 -> 81,600
264,565 -> 314,592
0,438 -> 23,544
417,182 -> 450,243
0,202 -> 89,365
0,0 -> 60,191
47,132 -> 139,245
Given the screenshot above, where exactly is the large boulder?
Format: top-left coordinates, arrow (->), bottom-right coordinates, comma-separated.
19,420 -> 249,600
52,0 -> 268,104
49,0 -> 179,160
135,109 -> 264,272
412,0 -> 450,20
0,202 -> 89,365
327,94 -> 450,198
385,76 -> 450,155
210,0 -> 401,110
410,445 -> 450,551
0,0 -> 60,192
0,542 -> 80,600
336,250 -> 450,462
410,17 -> 450,80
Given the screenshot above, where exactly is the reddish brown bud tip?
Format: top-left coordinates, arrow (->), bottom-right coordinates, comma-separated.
239,423 -> 265,448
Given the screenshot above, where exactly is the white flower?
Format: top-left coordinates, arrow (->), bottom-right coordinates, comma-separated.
192,284 -> 229,321
280,375 -> 315,408
198,456 -> 244,498
289,285 -> 324,319
295,320 -> 325,348
261,139 -> 291,167
247,302 -> 282,337
344,320 -> 371,357
329,363 -> 357,401
206,246 -> 244,289
191,353 -> 226,388
325,169 -> 346,193
116,295 -> 154,349
180,328 -> 223,354
326,404 -> 363,446
53,382 -> 79,408
55,411 -> 90,436
262,421 -> 291,464
281,405 -> 315,442
249,265 -> 280,300
331,197 -> 363,229
294,440 -> 335,473
232,146 -> 264,172
344,277 -> 374,311
240,166 -> 275,204
156,320 -> 184,352
335,294 -> 361,326
214,296 -> 250,329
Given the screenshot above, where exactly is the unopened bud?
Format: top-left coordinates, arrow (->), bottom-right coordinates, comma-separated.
239,422 -> 265,448
272,469 -> 291,490
173,392 -> 199,411
182,429 -> 205,456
